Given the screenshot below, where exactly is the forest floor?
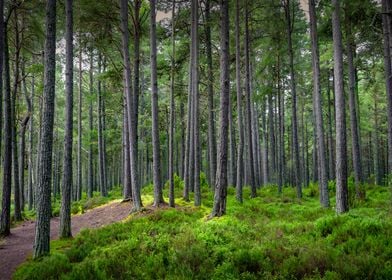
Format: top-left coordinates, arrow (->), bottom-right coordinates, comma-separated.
10,179 -> 392,280
0,199 -> 131,280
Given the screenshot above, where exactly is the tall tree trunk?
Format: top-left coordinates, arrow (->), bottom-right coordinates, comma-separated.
373,97 -> 382,185
327,70 -> 335,180
133,0 -> 141,176
27,72 -> 35,210
60,0 -> 73,238
346,20 -> 363,197
0,23 -> 12,237
268,91 -> 276,182
123,95 -> 132,199
0,0 -> 3,159
382,0 -> 392,178
235,0 -> 244,202
192,0 -> 201,206
33,0 -> 57,258
168,0 -> 176,207
332,0 -> 348,214
205,0 -> 217,190
284,0 -> 301,198
77,40 -> 82,201
244,0 -> 256,197
97,53 -> 107,197
211,0 -> 230,217
120,0 -> 142,211
309,0 -> 329,207
88,52 -> 94,199
12,7 -> 22,221
150,0 -> 164,207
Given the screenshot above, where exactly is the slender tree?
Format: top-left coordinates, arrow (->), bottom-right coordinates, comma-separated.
332,0 -> 348,214
33,0 -> 57,258
168,0 -> 176,208
309,0 -> 329,207
211,0 -> 230,217
235,0 -> 244,202
88,51 -> 94,199
205,0 -> 217,190
120,0 -> 142,211
346,17 -> 363,197
0,7 -> 13,237
283,0 -> 301,198
192,0 -> 201,206
244,0 -> 256,197
77,40 -> 82,201
150,0 -> 164,207
60,0 -> 74,239
382,0 -> 392,179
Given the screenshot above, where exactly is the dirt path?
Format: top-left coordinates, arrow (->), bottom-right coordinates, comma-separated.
0,200 -> 131,280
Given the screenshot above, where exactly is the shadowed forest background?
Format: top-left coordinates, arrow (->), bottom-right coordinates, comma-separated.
0,0 -> 392,279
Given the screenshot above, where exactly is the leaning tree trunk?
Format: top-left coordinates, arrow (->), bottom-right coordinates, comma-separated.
60,0 -> 74,239
235,0 -> 244,202
33,0 -> 57,258
332,0 -> 348,214
211,0 -> 230,217
309,0 -> 329,207
150,0 -> 164,207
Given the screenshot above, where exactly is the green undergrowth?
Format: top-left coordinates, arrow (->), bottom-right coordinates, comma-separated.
13,186 -> 123,225
14,177 -> 392,280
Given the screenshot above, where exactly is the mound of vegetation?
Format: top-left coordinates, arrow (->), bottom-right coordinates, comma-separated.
14,180 -> 392,280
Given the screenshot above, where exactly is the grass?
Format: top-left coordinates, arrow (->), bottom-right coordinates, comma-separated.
13,176 -> 392,280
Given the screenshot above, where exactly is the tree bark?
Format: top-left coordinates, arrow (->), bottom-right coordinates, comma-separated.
168,0 -> 176,208
88,52 -> 94,199
77,40 -> 82,201
332,0 -> 348,214
346,20 -> 363,197
60,0 -> 74,239
309,0 -> 329,207
97,53 -> 107,197
205,0 -> 217,190
191,0 -> 201,206
33,0 -> 57,258
0,20 -> 13,237
120,0 -> 142,211
211,0 -> 230,217
244,0 -> 256,197
235,0 -> 244,202
284,0 -> 301,198
150,0 -> 164,207
382,0 -> 392,178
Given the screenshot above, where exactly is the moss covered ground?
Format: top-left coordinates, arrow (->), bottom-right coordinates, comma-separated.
14,177 -> 392,280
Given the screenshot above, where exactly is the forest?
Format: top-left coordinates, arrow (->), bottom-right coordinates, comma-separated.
0,0 -> 392,279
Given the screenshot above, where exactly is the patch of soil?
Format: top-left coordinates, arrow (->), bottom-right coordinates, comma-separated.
0,200 -> 131,280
